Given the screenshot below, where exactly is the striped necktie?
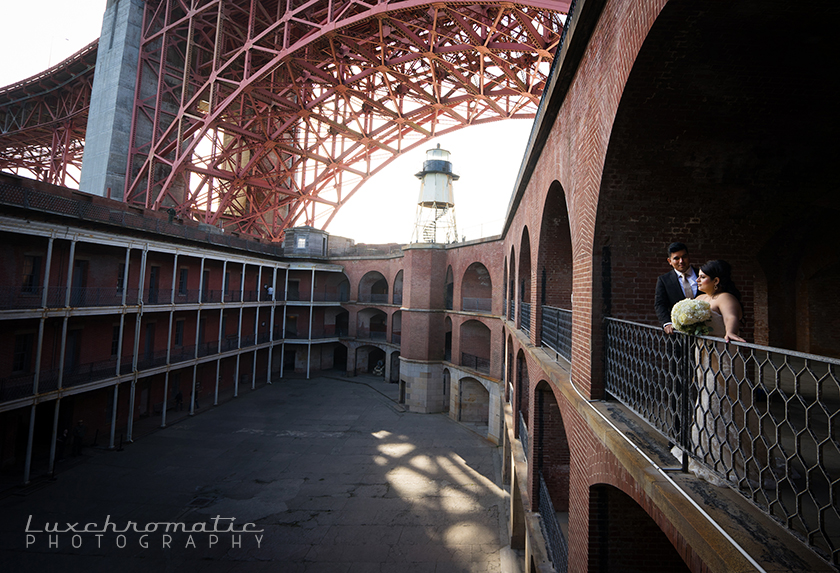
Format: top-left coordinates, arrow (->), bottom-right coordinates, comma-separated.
680,273 -> 693,299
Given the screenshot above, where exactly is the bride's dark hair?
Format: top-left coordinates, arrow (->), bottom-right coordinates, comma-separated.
701,259 -> 742,303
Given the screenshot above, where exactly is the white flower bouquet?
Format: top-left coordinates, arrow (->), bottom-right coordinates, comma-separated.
670,299 -> 711,335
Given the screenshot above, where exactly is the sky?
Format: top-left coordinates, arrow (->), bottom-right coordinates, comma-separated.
1,0 -> 532,245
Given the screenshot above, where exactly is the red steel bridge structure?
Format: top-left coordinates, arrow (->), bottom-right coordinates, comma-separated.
1,0 -> 569,241
0,41 -> 98,188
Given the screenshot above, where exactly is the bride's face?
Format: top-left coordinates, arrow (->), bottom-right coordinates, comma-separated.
697,271 -> 718,295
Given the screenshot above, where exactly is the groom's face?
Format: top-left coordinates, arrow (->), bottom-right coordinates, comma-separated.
667,249 -> 690,273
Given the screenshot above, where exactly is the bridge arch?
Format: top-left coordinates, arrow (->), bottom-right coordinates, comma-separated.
118,0 -> 570,239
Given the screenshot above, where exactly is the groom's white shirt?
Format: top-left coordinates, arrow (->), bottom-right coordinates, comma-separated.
674,267 -> 698,297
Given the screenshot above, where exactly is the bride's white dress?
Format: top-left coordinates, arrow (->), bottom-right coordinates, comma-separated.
690,312 -> 746,484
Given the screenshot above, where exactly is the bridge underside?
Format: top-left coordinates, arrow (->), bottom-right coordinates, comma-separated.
0,0 -> 569,240
125,0 -> 567,240
0,42 -> 97,187
1,1 -> 567,241
127,0 -> 568,240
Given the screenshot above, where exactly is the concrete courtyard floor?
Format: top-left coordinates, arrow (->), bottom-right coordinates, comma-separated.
0,374 -> 510,572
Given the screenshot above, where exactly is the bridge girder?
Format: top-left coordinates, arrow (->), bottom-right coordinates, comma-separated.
0,1 -> 568,239
0,41 -> 97,187
126,0 -> 569,240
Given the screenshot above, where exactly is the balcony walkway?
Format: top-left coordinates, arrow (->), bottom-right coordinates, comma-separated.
0,374 -> 509,572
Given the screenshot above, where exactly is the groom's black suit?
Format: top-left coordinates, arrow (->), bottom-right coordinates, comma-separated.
655,267 -> 697,326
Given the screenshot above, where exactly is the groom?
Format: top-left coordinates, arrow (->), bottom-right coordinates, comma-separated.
655,242 -> 698,334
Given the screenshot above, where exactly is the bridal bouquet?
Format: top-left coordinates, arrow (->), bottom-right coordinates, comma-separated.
671,299 -> 711,335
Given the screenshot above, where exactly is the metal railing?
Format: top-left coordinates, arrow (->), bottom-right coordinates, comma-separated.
0,284 -> 288,310
604,317 -> 840,567
360,293 -> 389,304
311,291 -> 348,302
539,472 -> 569,573
519,412 -> 529,459
520,302 -> 531,335
542,306 -> 572,361
461,352 -> 491,374
0,335 -> 279,402
355,327 -> 387,341
462,297 -> 492,312
0,286 -> 145,309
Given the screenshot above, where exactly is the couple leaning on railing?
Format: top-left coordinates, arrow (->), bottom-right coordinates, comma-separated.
655,246 -> 759,479
628,242 -> 840,564
655,243 -> 744,343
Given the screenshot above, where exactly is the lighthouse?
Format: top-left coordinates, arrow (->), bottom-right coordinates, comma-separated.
411,144 -> 459,244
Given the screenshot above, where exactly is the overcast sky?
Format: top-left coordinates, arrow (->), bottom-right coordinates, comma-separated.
1,0 -> 531,244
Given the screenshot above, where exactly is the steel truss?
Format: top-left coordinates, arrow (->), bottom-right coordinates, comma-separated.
0,41 -> 97,187
126,0 -> 568,240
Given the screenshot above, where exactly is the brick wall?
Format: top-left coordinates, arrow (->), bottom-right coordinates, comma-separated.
458,377 -> 490,423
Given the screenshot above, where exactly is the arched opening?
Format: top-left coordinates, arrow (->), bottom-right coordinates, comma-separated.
392,270 -> 404,305
442,369 -> 451,412
444,265 -> 454,310
508,249 -> 516,321
389,351 -> 400,382
359,271 -> 388,304
283,345 -> 297,371
332,344 -> 348,372
335,310 -> 349,337
506,334 -> 514,402
320,271 -> 351,302
458,377 -> 489,428
519,229 -> 531,334
338,278 -> 350,302
444,316 -> 453,361
503,257 -> 509,318
461,262 -> 493,312
535,380 -> 571,570
594,0 -> 839,348
391,310 -> 402,344
758,220 -> 840,357
357,308 -> 387,341
535,381 -> 570,511
355,345 -> 385,375
588,484 -> 690,573
592,4 -> 840,557
459,319 -> 491,375
322,307 -> 347,338
515,349 -> 529,439
538,181 -> 573,359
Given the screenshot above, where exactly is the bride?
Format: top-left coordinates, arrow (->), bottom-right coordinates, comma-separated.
689,260 -> 756,485
695,260 -> 745,343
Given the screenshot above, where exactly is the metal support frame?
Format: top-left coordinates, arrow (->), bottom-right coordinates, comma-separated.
121,0 -> 568,241
0,41 -> 96,186
267,266 -> 277,384
2,1 -> 567,242
234,262 -> 245,396
127,246 -> 148,442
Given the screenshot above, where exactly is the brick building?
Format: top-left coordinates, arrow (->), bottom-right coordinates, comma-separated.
1,0 -> 839,571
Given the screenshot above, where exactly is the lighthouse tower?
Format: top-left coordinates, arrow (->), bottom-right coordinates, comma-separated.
411,144 -> 459,243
